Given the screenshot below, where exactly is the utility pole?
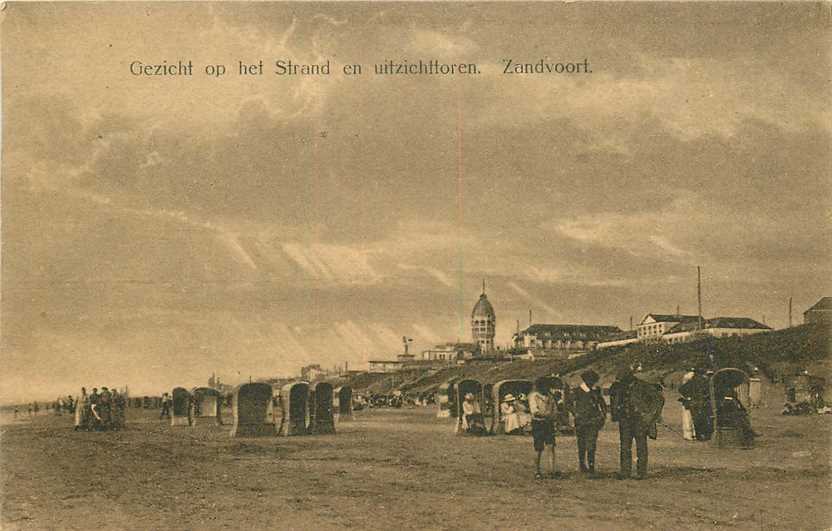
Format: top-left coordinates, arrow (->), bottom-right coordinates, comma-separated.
697,266 -> 703,330
789,297 -> 793,328
529,309 -> 533,326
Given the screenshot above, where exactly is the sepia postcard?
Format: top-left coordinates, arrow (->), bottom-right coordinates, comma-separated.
1,2 -> 830,530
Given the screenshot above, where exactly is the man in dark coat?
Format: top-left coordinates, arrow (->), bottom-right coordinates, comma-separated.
610,367 -> 665,480
573,370 -> 607,476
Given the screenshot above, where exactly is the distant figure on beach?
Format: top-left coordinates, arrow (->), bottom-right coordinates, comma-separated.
160,392 -> 172,420
75,388 -> 89,431
89,388 -> 102,430
111,388 -> 126,430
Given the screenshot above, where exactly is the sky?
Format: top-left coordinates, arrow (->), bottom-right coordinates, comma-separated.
2,3 -> 830,402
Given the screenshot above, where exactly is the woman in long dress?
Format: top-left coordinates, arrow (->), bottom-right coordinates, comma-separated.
680,370 -> 696,441
74,387 -> 88,431
458,393 -> 485,434
515,394 -> 533,432
500,394 -> 522,433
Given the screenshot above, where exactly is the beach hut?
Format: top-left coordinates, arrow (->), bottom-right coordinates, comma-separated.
309,382 -> 336,435
230,383 -> 276,437
784,374 -> 826,407
334,386 -> 353,421
191,387 -> 223,426
709,368 -> 754,448
436,378 -> 460,418
454,379 -> 486,435
170,387 -> 192,427
279,381 -> 310,436
490,379 -> 534,434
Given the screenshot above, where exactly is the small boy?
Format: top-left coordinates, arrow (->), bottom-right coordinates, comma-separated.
528,378 -> 558,479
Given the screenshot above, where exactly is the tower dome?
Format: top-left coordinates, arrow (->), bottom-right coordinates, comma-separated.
471,281 -> 496,353
471,294 -> 495,320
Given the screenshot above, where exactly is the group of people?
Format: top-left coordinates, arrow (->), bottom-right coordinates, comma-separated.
678,368 -> 714,441
73,386 -> 127,431
499,393 -> 533,434
678,367 -> 756,445
515,368 -> 665,480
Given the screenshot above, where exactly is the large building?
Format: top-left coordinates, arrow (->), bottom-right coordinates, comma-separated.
420,342 -> 479,362
804,297 -> 832,325
662,317 -> 771,344
637,313 -> 701,341
513,324 -> 622,356
471,283 -> 496,353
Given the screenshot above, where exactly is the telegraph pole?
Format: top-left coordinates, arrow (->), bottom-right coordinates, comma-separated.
789,297 -> 793,328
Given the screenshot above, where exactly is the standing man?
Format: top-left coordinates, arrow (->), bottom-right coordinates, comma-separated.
573,370 -> 606,476
529,377 -> 558,480
160,392 -> 172,420
610,367 -> 664,480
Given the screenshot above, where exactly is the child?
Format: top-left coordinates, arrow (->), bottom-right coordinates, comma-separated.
528,378 -> 558,479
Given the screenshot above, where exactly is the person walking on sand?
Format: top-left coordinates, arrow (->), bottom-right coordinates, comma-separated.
573,370 -> 607,477
529,378 -> 558,480
160,392 -> 172,420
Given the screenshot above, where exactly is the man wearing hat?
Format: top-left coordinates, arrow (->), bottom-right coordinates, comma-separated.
573,369 -> 606,476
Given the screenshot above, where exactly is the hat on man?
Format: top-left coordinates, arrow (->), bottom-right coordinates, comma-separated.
503,393 -> 516,402
464,393 -> 475,401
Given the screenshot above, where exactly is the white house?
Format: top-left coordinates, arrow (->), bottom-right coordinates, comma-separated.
637,313 -> 700,341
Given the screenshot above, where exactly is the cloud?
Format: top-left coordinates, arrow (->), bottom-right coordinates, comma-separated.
507,281 -> 561,321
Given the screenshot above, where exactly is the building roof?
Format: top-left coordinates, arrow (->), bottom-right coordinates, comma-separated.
705,317 -> 771,330
805,297 -> 832,314
471,293 -> 495,319
666,316 -> 771,334
519,324 -> 622,340
601,330 -> 638,341
641,313 -> 700,324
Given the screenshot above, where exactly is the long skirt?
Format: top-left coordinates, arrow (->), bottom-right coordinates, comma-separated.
682,407 -> 695,440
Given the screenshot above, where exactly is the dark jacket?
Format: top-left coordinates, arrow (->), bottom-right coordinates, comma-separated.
679,375 -> 710,409
609,377 -> 664,427
573,386 -> 607,429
